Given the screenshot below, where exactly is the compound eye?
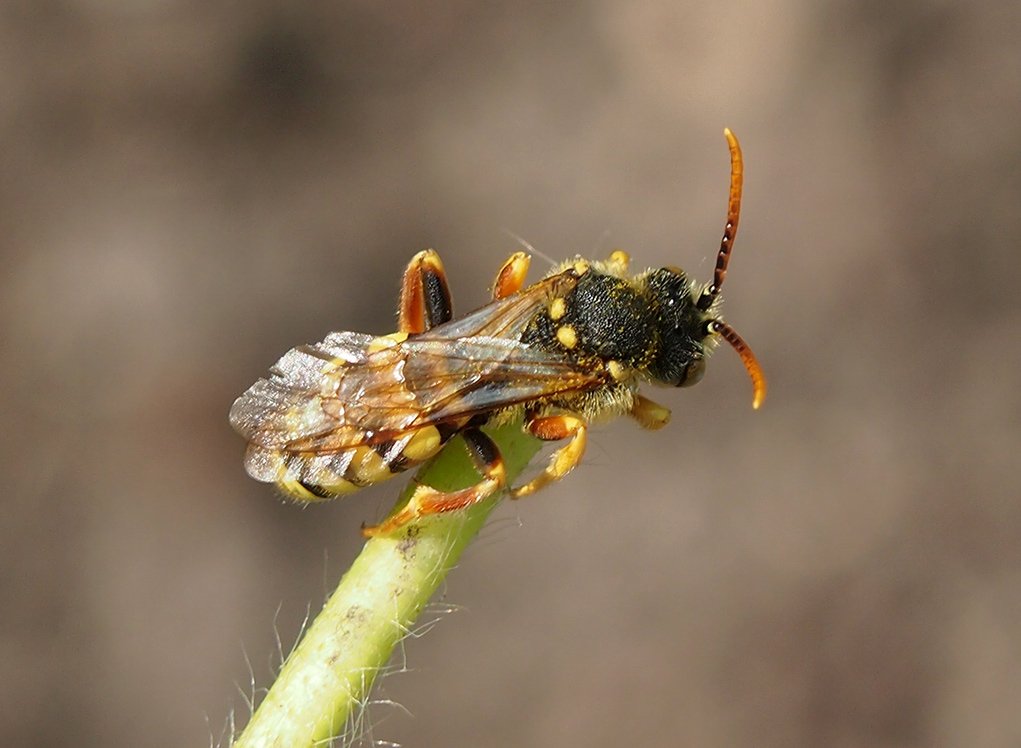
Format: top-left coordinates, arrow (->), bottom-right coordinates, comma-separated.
676,358 -> 706,388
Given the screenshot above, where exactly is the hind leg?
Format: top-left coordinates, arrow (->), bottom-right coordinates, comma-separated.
399,249 -> 453,334
362,428 -> 507,537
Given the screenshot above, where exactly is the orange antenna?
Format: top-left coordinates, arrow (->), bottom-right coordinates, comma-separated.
697,128 -> 743,311
710,320 -> 766,409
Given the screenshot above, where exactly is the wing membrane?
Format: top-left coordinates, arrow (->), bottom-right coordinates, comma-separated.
230,270 -> 600,453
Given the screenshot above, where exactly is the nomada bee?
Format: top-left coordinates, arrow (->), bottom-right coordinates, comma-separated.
230,129 -> 766,536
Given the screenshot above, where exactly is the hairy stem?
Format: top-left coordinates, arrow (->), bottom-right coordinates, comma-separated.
232,422 -> 541,748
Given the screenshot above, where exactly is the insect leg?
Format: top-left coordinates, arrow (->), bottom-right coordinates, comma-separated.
629,394 -> 671,430
510,413 -> 587,499
606,250 -> 630,275
361,428 -> 507,537
398,249 -> 453,334
492,251 -> 531,299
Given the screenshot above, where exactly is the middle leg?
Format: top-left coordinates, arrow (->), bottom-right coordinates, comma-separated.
511,413 -> 588,499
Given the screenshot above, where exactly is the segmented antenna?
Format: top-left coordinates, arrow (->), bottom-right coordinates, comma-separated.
697,128 -> 743,311
709,320 -> 766,409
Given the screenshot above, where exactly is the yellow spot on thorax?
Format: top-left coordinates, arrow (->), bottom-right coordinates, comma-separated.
556,325 -> 578,349
607,250 -> 630,275
549,297 -> 566,320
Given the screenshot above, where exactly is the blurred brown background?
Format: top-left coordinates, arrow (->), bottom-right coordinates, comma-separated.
2,1 -> 1019,746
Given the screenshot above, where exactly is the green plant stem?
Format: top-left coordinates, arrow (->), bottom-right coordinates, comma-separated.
232,422 -> 541,748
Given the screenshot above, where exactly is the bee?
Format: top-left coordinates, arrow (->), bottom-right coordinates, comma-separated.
230,129 -> 765,536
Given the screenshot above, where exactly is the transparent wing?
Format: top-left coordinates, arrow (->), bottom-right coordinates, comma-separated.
229,270 -> 599,453
229,330 -> 380,450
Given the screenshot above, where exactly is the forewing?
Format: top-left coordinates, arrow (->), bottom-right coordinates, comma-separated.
229,330 -> 388,450
397,336 -> 598,423
230,269 -> 597,453
418,269 -> 578,340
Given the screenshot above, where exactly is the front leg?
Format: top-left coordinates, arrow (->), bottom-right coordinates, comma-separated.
606,249 -> 630,275
630,394 -> 671,430
511,413 -> 588,498
398,249 -> 453,334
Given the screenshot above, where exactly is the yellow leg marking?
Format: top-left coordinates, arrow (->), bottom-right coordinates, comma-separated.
362,430 -> 507,537
402,426 -> 442,462
607,360 -> 627,382
362,477 -> 505,537
607,250 -> 630,274
361,440 -> 508,534
493,251 -> 531,299
511,414 -> 587,499
630,394 -> 671,430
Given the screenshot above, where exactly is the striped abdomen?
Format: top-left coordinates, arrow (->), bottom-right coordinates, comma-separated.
242,424 -> 457,503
